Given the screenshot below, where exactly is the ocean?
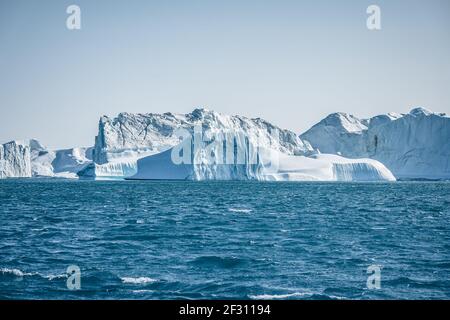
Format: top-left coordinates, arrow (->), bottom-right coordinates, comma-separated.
1,179 -> 449,300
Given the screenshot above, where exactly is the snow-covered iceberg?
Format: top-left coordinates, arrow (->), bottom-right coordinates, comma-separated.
30,140 -> 92,178
76,108 -> 395,181
80,108 -> 314,179
0,140 -> 32,178
301,107 -> 450,180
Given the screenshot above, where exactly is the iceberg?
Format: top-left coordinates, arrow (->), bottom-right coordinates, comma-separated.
8,107 -> 439,182
76,108 -> 396,181
301,107 -> 450,180
127,130 -> 395,182
128,147 -> 395,182
77,159 -> 137,180
80,108 -> 314,179
30,140 -> 92,178
0,140 -> 31,178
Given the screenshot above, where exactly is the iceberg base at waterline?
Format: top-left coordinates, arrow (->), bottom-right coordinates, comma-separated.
77,159 -> 138,180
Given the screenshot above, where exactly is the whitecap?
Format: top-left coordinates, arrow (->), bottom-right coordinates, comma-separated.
0,268 -> 36,277
121,277 -> 157,284
45,274 -> 68,280
1,268 -> 67,280
250,291 -> 344,300
132,289 -> 154,293
249,292 -> 311,300
228,208 -> 252,213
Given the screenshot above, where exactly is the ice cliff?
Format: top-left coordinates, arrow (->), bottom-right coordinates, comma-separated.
0,141 -> 31,178
301,107 -> 450,179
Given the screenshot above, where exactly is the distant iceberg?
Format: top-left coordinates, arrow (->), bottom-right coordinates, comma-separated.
31,139 -> 92,178
301,107 -> 450,179
0,139 -> 92,179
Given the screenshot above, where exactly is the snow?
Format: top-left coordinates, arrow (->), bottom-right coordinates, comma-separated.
301,108 -> 450,179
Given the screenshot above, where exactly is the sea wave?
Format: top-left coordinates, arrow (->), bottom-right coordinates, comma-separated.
249,292 -> 311,300
249,291 -> 344,300
0,268 -> 36,277
132,289 -> 155,293
0,267 -> 67,280
228,208 -> 252,213
121,277 -> 158,284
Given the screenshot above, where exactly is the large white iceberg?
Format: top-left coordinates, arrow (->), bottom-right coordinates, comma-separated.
127,129 -> 395,182
80,108 -> 314,179
128,147 -> 395,182
301,107 -> 450,180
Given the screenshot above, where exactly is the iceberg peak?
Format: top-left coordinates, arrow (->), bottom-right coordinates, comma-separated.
318,112 -> 368,133
409,107 -> 433,116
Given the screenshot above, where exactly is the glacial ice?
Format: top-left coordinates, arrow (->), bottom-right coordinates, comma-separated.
77,159 -> 138,180
128,143 -> 395,182
4,107 -> 444,181
0,140 -> 31,178
81,108 -> 315,179
92,108 -> 313,161
30,140 -> 92,178
301,107 -> 450,179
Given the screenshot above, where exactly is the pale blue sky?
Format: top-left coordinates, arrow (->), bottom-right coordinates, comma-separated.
1,0 -> 449,148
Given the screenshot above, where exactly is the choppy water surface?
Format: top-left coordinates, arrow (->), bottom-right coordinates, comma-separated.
1,180 -> 449,299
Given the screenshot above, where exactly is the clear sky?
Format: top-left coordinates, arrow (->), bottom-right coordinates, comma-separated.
1,0 -> 449,148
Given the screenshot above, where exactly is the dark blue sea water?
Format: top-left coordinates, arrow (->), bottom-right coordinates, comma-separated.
1,180 -> 449,300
